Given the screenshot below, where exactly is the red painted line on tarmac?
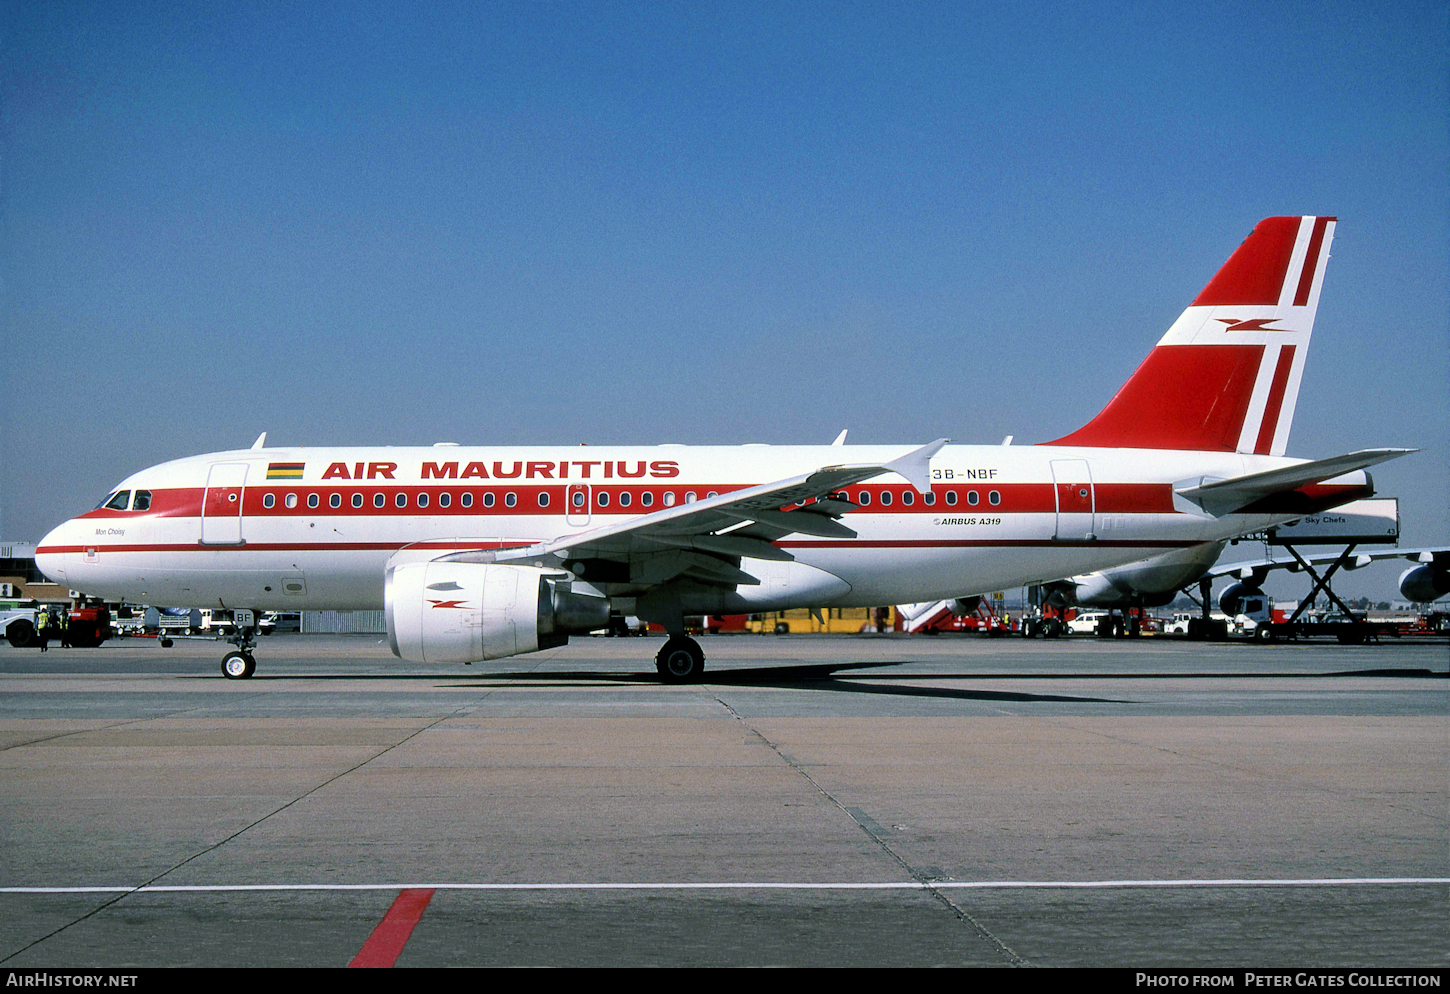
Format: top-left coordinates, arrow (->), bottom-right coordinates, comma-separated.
347,887 -> 436,968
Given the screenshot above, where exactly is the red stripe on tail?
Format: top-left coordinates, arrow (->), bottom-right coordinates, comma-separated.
1253,345 -> 1297,454
1292,217 -> 1332,306
1191,217 -> 1301,306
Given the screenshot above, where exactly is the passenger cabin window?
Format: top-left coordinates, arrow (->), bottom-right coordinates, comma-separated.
641,492 -> 653,507
417,493 -> 429,508
395,493 -> 407,508
597,492 -> 610,507
989,490 -> 1001,505
373,493 -> 386,508
967,491 -> 979,506
685,492 -> 696,503
880,491 -> 892,506
330,493 -> 341,508
482,493 -> 493,507
901,490 -> 914,506
285,493 -> 298,509
263,494 -> 276,509
945,491 -> 958,505
459,493 -> 471,508
104,491 -> 131,511
663,492 -> 675,507
308,493 -> 319,509
924,492 -> 936,506
352,493 -> 363,508
131,490 -> 152,511
504,492 -> 516,507
438,493 -> 450,508
538,493 -> 549,508
619,491 -> 631,507
857,491 -> 870,505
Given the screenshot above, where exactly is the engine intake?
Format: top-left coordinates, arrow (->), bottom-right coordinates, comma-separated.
1399,566 -> 1450,604
385,562 -> 610,664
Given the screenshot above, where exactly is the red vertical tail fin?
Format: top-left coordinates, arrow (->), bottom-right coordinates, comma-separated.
1048,216 -> 1336,454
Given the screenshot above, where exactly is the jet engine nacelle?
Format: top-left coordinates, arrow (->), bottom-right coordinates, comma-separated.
1399,566 -> 1450,604
385,561 -> 611,664
1218,581 -> 1265,618
948,596 -> 981,616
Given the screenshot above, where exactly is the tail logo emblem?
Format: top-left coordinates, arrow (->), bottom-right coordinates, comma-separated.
426,599 -> 469,610
1216,318 -> 1286,332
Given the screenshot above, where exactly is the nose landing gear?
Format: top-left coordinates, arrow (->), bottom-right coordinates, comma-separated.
222,650 -> 256,679
219,609 -> 260,679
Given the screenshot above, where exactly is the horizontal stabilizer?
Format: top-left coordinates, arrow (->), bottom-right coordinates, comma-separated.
1176,448 -> 1414,516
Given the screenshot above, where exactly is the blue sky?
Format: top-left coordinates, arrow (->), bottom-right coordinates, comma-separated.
3,1 -> 1445,599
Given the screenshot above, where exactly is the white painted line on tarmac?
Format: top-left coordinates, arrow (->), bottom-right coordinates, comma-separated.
1,877 -> 1446,895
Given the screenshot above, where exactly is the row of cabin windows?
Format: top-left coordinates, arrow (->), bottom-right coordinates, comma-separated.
104,486 -> 1002,515
854,488 -> 1000,507
262,490 -> 520,510
257,489 -> 724,511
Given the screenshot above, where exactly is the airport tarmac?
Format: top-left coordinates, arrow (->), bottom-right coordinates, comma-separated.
0,633 -> 1445,967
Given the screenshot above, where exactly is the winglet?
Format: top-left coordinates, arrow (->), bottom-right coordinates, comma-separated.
250,432 -> 267,450
884,438 -> 949,493
832,429 -> 848,446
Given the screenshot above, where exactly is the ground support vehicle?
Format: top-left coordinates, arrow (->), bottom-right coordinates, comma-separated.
1,603 -> 111,648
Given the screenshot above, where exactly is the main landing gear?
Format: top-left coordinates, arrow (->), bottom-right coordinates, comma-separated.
655,636 -> 705,683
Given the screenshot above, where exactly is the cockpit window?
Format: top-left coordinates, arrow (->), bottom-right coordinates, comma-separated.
104,491 -> 132,511
131,490 -> 152,511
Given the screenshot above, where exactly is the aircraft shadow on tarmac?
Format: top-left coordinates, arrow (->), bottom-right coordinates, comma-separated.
237,660 -> 1444,704
421,661 -> 1133,704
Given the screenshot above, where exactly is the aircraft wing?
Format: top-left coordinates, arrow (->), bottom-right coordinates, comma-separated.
1175,448 -> 1415,517
1208,546 -> 1450,584
445,439 -> 948,588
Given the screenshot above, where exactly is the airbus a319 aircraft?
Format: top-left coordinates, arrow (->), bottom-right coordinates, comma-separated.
35,216 -> 1412,681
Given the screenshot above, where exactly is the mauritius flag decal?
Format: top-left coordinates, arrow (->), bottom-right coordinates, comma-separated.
266,462 -> 305,480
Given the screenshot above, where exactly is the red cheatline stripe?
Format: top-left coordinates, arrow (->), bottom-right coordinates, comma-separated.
348,888 -> 435,968
1253,345 -> 1297,455
1293,217 -> 1331,307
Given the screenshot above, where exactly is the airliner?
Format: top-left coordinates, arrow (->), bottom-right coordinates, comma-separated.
34,216 -> 1411,681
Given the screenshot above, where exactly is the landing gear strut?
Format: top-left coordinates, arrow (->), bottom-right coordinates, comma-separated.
220,612 -> 260,679
655,636 -> 705,683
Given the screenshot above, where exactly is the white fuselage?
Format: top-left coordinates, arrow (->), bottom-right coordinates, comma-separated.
35,442 -> 1361,615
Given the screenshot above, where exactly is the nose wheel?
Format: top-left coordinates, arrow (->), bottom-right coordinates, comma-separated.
222,650 -> 256,679
655,636 -> 705,683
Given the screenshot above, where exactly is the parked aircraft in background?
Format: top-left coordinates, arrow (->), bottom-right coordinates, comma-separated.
35,216 -> 1412,680
1040,541 -> 1229,611
1213,546 -> 1450,617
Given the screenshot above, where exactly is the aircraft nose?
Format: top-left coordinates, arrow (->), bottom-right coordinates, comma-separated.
34,523 -> 72,584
